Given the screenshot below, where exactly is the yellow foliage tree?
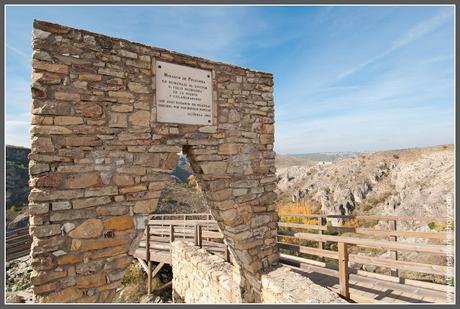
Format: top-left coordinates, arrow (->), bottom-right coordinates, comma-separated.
277,200 -> 318,225
187,175 -> 202,193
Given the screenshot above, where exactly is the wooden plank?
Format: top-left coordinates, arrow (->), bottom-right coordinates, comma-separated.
280,253 -> 326,268
6,233 -> 30,242
299,246 -> 339,260
280,213 -> 451,222
6,243 -> 32,253
6,227 -> 29,237
6,241 -> 32,250
327,215 -> 451,223
138,242 -> 173,250
349,254 -> 454,277
152,281 -> 172,294
282,241 -> 453,277
150,213 -> 209,218
281,253 -> 453,294
133,249 -> 171,264
137,258 -> 149,273
279,213 -> 324,219
403,279 -> 455,294
349,293 -> 380,303
148,219 -> 216,225
338,242 -> 350,299
278,222 -> 327,231
327,226 -> 452,240
6,249 -> 30,257
202,231 -> 223,239
294,232 -> 451,255
151,262 -> 165,280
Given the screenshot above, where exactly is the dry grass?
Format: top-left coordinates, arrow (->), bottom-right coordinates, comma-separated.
113,263 -> 161,303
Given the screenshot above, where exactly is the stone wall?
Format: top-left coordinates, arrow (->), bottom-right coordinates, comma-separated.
172,241 -> 346,304
29,20 -> 278,303
171,241 -> 242,303
261,266 -> 346,303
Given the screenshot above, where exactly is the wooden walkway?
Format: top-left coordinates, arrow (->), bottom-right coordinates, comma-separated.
281,254 -> 454,303
6,226 -> 32,261
133,213 -> 455,303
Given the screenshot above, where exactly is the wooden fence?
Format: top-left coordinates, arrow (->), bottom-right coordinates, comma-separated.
141,214 -> 229,294
6,226 -> 31,261
277,213 -> 455,299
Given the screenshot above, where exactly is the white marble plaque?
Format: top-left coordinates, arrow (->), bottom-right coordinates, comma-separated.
156,60 -> 213,125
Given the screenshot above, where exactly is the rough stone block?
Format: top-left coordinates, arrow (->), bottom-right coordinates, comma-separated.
102,215 -> 134,230
72,196 -> 111,209
69,219 -> 104,238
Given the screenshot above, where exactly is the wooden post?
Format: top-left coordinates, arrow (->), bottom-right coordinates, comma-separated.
318,217 -> 325,262
338,242 -> 350,299
194,224 -> 199,246
197,225 -> 202,248
225,244 -> 230,263
390,220 -> 399,278
170,225 -> 175,243
146,225 -> 151,295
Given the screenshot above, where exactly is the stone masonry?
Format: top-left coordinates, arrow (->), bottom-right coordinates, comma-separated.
29,20 -> 278,303
172,241 -> 243,303
171,241 -> 346,304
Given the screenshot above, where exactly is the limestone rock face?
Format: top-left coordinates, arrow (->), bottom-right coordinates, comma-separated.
29,20 -> 276,304
276,145 -> 454,222
6,146 -> 30,211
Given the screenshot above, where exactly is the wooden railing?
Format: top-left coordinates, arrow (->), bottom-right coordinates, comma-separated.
143,214 -> 229,295
278,214 -> 455,299
6,226 -> 31,261
141,213 -> 454,299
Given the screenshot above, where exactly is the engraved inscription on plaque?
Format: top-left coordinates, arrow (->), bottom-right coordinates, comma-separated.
156,60 -> 213,125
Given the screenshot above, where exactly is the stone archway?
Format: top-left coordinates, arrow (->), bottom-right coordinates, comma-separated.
28,20 -> 278,303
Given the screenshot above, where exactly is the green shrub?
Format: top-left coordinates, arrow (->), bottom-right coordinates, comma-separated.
428,222 -> 447,231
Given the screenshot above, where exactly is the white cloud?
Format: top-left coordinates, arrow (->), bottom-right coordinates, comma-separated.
392,9 -> 452,49
336,9 -> 453,80
5,118 -> 31,148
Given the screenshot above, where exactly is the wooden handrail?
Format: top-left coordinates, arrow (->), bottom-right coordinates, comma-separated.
202,230 -> 224,239
279,222 -> 453,240
278,222 -> 328,231
143,213 -> 453,301
294,232 -> 451,255
279,213 -> 453,223
148,219 -> 217,225
278,241 -> 454,276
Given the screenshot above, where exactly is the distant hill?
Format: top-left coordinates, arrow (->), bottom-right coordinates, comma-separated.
288,151 -> 366,162
275,154 -> 314,169
6,145 -> 30,209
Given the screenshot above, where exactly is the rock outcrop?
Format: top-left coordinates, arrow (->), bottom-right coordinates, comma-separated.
276,145 -> 454,222
6,145 -> 31,209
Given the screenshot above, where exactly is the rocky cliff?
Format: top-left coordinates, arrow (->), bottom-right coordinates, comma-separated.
6,145 -> 30,209
276,145 -> 454,224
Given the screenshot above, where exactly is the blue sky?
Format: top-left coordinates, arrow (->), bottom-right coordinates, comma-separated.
5,5 -> 455,154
